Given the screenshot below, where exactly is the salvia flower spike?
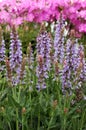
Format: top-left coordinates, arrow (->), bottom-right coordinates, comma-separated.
54,15 -> 65,64
9,27 -> 22,85
36,55 -> 46,90
0,26 -> 6,73
36,24 -> 51,79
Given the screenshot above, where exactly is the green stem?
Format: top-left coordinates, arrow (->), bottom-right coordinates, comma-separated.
47,117 -> 53,130
16,108 -> 19,130
37,108 -> 40,130
8,122 -> 11,130
47,111 -> 54,130
30,92 -> 32,128
80,111 -> 85,130
18,85 -> 21,102
22,113 -> 24,130
47,80 -> 49,96
37,93 -> 41,130
63,117 -> 66,130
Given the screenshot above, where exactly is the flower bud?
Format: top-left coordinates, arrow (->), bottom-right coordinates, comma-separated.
64,108 -> 68,114
1,107 -> 5,113
54,61 -> 59,74
52,100 -> 58,109
22,107 -> 26,114
37,55 -> 44,65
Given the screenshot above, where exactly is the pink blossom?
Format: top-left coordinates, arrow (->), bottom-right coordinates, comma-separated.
0,0 -> 86,33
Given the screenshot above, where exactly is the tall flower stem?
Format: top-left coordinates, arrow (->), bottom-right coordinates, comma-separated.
9,26 -> 22,85
12,88 -> 19,130
54,15 -> 65,64
37,93 -> 41,130
47,111 -> 54,130
37,107 -> 40,130
0,26 -> 6,75
12,86 -> 21,130
16,108 -> 19,130
30,91 -> 33,128
36,25 -> 51,90
22,112 -> 24,130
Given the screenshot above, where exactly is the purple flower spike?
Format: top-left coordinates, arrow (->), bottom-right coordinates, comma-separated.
61,39 -> 73,93
36,25 -> 51,79
36,24 -> 52,90
9,29 -> 22,85
36,55 -> 46,90
61,38 -> 86,94
0,37 -> 6,72
76,45 -> 86,86
54,15 -> 65,64
0,39 -> 5,62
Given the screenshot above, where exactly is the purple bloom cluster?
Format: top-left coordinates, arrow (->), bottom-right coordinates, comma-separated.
36,55 -> 46,90
36,27 -> 51,79
54,15 -> 65,64
61,38 -> 86,93
36,27 -> 51,89
75,45 -> 86,86
0,37 -> 5,72
9,30 -> 22,85
61,39 -> 73,93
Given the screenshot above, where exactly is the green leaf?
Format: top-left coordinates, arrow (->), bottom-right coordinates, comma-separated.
8,95 -> 21,108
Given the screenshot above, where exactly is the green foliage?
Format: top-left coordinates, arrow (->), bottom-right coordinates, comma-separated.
0,68 -> 86,130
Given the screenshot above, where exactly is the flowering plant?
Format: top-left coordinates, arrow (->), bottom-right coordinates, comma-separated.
0,1 -> 86,130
